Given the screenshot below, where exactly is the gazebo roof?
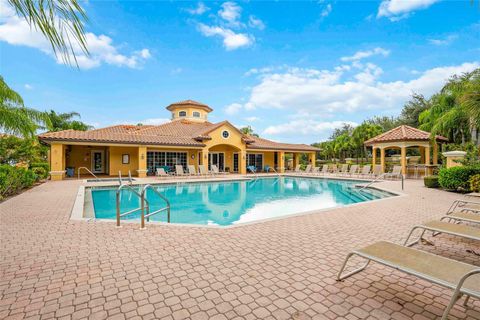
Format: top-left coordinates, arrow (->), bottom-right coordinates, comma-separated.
364,125 -> 448,146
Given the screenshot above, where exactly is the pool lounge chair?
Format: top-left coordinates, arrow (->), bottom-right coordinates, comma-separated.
337,241 -> 480,320
346,164 -> 358,177
156,168 -> 169,179
329,164 -> 338,175
358,165 -> 371,177
442,211 -> 480,225
319,165 -> 329,175
175,165 -> 187,178
384,165 -> 402,180
404,220 -> 480,247
187,165 -> 199,177
338,164 -> 349,176
310,167 -> 320,175
372,164 -> 382,177
301,165 -> 312,175
247,165 -> 257,174
198,165 -> 210,177
211,164 -> 224,176
292,164 -> 301,174
447,199 -> 480,214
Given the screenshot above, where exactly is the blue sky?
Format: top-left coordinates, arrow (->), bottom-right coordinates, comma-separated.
0,0 -> 479,143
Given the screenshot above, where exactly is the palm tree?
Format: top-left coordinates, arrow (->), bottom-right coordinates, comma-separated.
44,110 -> 92,131
240,126 -> 259,137
7,0 -> 89,66
0,76 -> 50,138
461,69 -> 480,143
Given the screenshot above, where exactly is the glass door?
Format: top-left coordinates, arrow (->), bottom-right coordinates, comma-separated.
91,150 -> 104,173
209,153 -> 225,171
233,153 -> 239,172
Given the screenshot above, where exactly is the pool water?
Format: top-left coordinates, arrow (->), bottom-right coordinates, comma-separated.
90,177 -> 394,226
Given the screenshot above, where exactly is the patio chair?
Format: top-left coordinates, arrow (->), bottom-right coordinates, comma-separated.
187,165 -> 199,177
211,164 -> 224,176
156,168 -> 169,179
346,164 -> 358,177
319,165 -> 329,175
264,165 -> 271,173
337,241 -> 480,320
447,199 -> 480,214
404,220 -> 480,247
301,165 -> 312,175
384,165 -> 402,180
329,164 -> 338,175
310,167 -> 320,175
358,165 -> 371,177
292,164 -> 301,174
372,165 -> 382,177
442,212 -> 480,225
175,165 -> 187,178
198,165 -> 210,177
247,165 -> 257,174
338,164 -> 349,176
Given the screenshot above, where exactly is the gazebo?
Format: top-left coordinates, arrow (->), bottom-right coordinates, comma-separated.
364,125 -> 448,176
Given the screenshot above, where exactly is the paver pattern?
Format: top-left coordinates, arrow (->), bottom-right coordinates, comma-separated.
1,178 -> 479,320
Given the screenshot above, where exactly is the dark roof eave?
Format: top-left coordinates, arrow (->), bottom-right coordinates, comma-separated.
38,137 -> 206,148
364,137 -> 448,146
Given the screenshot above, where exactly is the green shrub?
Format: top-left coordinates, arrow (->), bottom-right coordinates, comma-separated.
424,175 -> 439,188
469,174 -> 480,192
31,166 -> 47,179
0,165 -> 38,201
438,166 -> 480,192
30,162 -> 49,172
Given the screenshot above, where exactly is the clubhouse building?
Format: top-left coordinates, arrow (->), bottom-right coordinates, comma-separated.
39,100 -> 319,180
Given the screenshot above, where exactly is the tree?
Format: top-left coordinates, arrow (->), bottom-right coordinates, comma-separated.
365,116 -> 400,132
7,0 -> 89,66
399,93 -> 430,127
240,125 -> 259,137
44,110 -> 92,131
351,123 -> 383,161
0,76 -> 50,138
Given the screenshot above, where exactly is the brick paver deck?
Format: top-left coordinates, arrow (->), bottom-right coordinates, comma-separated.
1,178 -> 479,320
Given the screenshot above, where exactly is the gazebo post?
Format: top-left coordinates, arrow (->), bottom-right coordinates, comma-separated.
425,146 -> 431,165
400,146 -> 407,176
380,148 -> 385,173
433,143 -> 438,165
372,147 -> 377,166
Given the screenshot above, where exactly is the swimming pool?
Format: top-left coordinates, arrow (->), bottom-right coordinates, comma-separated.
89,177 -> 395,226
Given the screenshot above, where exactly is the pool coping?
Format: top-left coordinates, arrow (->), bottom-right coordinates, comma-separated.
71,175 -> 406,228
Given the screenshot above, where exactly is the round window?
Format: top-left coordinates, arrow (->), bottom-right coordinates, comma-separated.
222,130 -> 230,139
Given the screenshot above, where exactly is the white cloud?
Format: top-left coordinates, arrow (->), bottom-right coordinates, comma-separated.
341,47 -> 390,62
198,24 -> 253,50
218,2 -> 242,26
238,62 -> 480,118
321,4 -> 332,18
264,120 -> 357,136
24,84 -> 33,90
187,2 -> 209,15
248,15 -> 265,30
224,103 -> 243,115
378,0 -> 439,21
244,116 -> 259,122
428,34 -> 458,46
0,1 -> 151,69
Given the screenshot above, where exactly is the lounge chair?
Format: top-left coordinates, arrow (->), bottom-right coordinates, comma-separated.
329,164 -> 338,175
337,241 -> 480,320
301,165 -> 312,175
292,164 -> 301,174
404,220 -> 480,247
211,164 -> 224,176
384,165 -> 402,180
175,165 -> 187,178
319,165 -> 329,175
198,165 -> 210,177
442,212 -> 480,225
310,167 -> 320,175
337,164 -> 349,176
156,168 -> 169,178
447,199 -> 480,214
187,165 -> 199,177
372,164 -> 382,177
347,165 -> 358,177
358,165 -> 371,177
247,165 -> 257,174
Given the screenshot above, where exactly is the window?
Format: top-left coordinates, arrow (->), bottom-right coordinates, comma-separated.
179,111 -> 187,117
222,130 -> 230,139
146,151 -> 187,175
247,153 -> 263,171
122,154 -> 130,164
193,111 -> 200,118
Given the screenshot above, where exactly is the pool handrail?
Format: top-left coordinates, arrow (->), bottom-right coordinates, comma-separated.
140,184 -> 171,228
78,167 -> 99,181
116,184 -> 147,227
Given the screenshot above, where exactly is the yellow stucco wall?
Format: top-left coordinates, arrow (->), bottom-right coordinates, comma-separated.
170,106 -> 209,122
66,145 -> 108,172
50,143 -> 65,180
109,146 -> 139,176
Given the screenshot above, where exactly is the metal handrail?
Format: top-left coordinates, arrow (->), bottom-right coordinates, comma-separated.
116,184 -> 148,227
128,170 -> 133,185
140,184 -> 171,228
358,172 -> 405,191
269,167 -> 280,176
78,167 -> 99,181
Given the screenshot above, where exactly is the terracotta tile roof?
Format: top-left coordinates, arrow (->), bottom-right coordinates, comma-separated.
166,100 -> 213,112
246,136 -> 320,152
364,125 -> 448,146
38,120 -> 320,152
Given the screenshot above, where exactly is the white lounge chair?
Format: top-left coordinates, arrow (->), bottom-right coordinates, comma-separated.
338,164 -> 349,176
385,165 -> 402,180
292,164 -> 301,174
358,165 -> 371,177
319,165 -> 329,175
187,165 -> 199,177
301,165 -> 312,175
372,165 -> 382,177
310,167 -> 320,175
211,164 -> 224,176
198,164 -> 210,177
337,241 -> 480,320
347,164 -> 358,177
404,220 -> 480,247
156,168 -> 169,179
175,165 -> 187,178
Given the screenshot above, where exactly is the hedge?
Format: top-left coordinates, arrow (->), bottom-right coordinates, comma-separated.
0,165 -> 38,201
438,166 -> 480,192
424,175 -> 439,188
